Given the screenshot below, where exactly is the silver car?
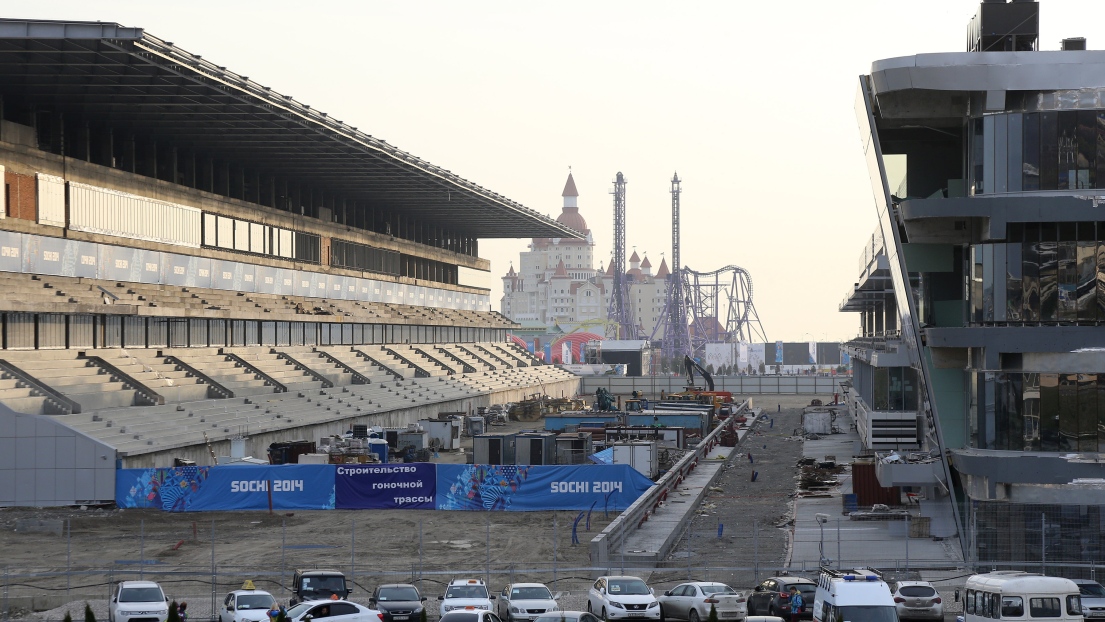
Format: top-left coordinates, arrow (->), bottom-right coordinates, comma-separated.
1074,580 -> 1105,619
892,581 -> 943,621
659,583 -> 746,622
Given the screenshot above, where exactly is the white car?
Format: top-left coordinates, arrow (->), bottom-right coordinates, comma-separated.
1074,580 -> 1105,619
891,581 -> 943,621
658,583 -> 746,622
587,576 -> 660,621
220,589 -> 277,622
284,600 -> 382,622
498,583 -> 560,622
440,579 -> 497,618
109,581 -> 170,622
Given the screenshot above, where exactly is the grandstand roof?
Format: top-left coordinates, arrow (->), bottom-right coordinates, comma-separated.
0,19 -> 583,239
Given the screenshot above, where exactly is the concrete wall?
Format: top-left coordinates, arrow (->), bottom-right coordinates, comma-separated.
118,376 -> 579,468
0,405 -> 116,506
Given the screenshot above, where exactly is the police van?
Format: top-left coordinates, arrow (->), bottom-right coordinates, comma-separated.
811,568 -> 898,622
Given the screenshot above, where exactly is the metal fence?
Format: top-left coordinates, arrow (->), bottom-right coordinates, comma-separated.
581,376 -> 848,397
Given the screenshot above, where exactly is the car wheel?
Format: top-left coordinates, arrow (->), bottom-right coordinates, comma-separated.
602,607 -> 608,621
768,604 -> 778,618
588,601 -> 594,614
689,610 -> 700,622
658,605 -> 666,622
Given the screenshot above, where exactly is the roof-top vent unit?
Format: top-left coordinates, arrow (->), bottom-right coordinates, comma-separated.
968,0 -> 1039,52
1062,37 -> 1087,51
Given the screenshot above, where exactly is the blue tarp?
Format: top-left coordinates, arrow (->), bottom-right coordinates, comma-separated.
589,448 -> 614,465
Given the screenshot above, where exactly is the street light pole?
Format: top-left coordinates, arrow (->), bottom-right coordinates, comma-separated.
816,513 -> 830,568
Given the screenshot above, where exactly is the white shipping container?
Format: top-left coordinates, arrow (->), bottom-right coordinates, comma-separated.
68,182 -> 201,247
612,441 -> 658,479
36,173 -> 66,227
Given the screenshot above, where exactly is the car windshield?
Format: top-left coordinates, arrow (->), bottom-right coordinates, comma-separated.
608,580 -> 650,596
446,586 -> 489,599
441,614 -> 480,622
286,603 -> 313,619
899,586 -> 937,598
379,587 -> 421,601
302,577 -> 345,593
836,606 -> 898,622
237,594 -> 276,610
1080,584 -> 1105,597
120,587 -> 165,603
700,585 -> 737,596
535,615 -> 583,622
513,587 -> 554,600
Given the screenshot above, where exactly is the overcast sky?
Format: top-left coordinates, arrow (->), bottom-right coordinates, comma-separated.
23,1 -> 1105,341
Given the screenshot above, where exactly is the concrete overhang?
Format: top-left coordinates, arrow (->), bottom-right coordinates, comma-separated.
925,326 -> 1105,352
871,51 -> 1105,97
900,195 -> 1105,240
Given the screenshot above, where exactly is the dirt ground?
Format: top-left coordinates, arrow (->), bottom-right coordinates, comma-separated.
650,395 -> 824,591
0,395 -> 826,620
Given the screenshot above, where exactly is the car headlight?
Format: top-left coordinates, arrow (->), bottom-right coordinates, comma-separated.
648,603 -> 659,609
551,606 -> 560,612
511,607 -> 522,614
610,602 -> 626,610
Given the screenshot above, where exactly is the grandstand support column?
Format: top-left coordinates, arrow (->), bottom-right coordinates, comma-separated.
80,120 -> 91,162
146,138 -> 156,179
99,125 -> 113,168
170,146 -> 178,185
124,134 -> 135,173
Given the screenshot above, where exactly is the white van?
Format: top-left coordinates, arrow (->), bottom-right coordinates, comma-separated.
812,568 -> 898,622
962,572 -> 1081,622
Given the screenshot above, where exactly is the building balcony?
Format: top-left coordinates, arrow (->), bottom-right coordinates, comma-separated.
852,394 -> 921,453
843,332 -> 910,366
874,451 -> 942,487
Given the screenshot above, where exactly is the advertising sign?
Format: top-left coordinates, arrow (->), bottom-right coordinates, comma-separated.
435,464 -> 654,512
335,463 -> 436,510
116,465 -> 336,512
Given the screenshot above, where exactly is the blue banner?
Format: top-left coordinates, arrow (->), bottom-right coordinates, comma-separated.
335,463 -> 436,510
435,464 -> 654,512
116,465 -> 335,512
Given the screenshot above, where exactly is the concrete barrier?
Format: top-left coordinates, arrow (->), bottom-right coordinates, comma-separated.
589,399 -> 752,569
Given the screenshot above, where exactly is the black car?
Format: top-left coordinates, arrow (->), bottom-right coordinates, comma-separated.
371,584 -> 427,622
747,577 -> 816,619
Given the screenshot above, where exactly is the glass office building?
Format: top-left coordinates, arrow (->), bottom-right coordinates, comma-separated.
844,0 -> 1105,572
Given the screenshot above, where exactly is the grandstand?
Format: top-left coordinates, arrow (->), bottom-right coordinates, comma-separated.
0,19 -> 580,505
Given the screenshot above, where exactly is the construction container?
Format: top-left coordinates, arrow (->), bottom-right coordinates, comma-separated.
851,460 -> 902,506
419,418 -> 462,451
803,410 -> 833,435
612,441 -> 659,479
556,432 -> 594,465
367,439 -> 389,464
467,416 -> 486,436
473,433 -> 515,465
267,440 -> 317,465
397,431 -> 429,452
515,432 -> 558,465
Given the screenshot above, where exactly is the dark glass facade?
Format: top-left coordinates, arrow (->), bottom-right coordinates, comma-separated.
853,361 -> 919,412
971,371 -> 1105,452
966,223 -> 1105,325
969,106 -> 1105,194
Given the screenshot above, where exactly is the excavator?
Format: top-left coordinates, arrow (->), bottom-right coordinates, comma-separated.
664,355 -> 734,415
683,355 -> 714,391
